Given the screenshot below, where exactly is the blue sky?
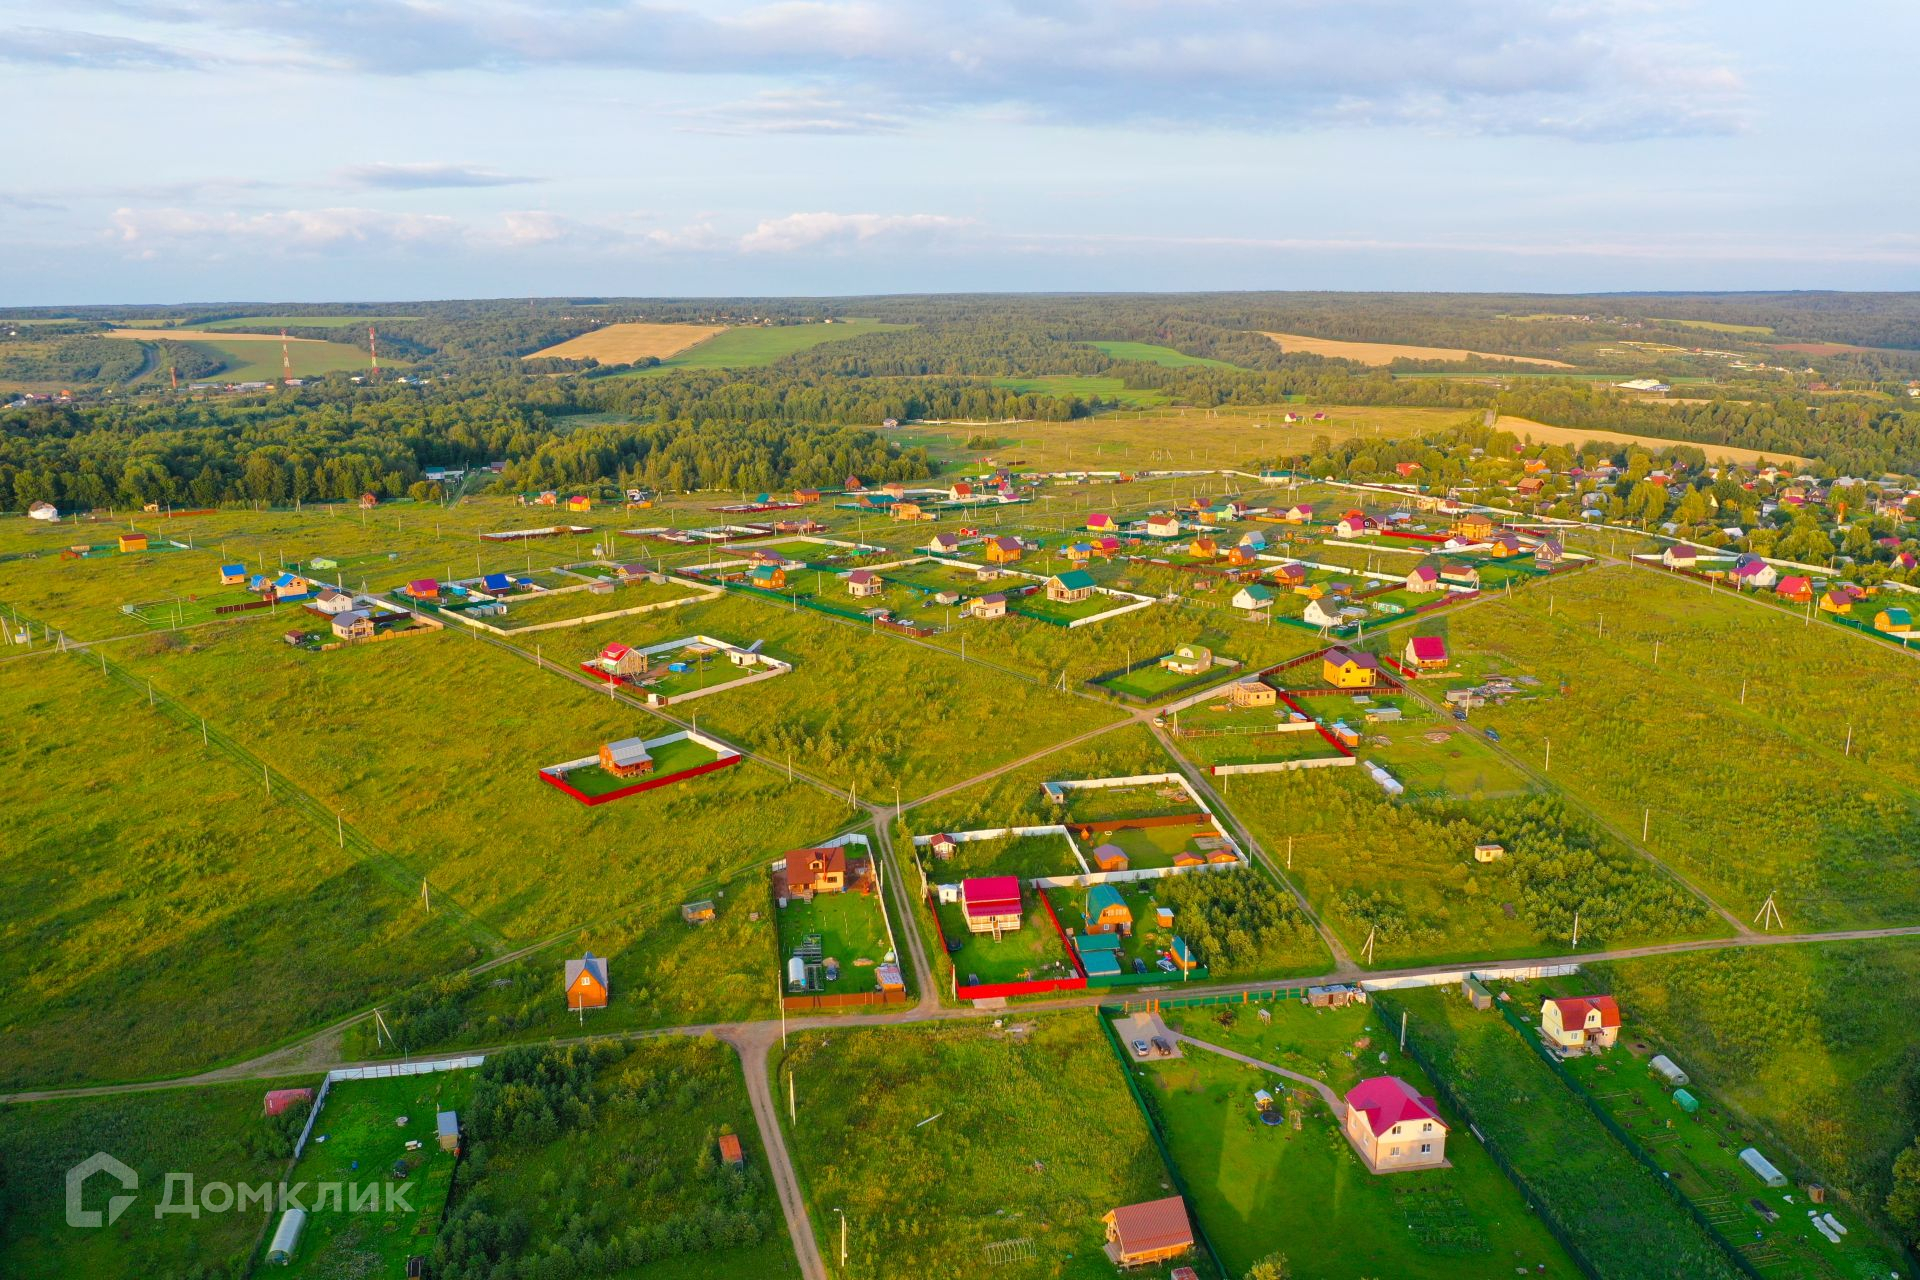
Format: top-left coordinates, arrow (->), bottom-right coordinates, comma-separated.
2,1 -> 1915,304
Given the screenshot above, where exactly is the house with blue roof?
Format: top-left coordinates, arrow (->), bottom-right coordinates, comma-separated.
219,563 -> 247,585
481,572 -> 513,593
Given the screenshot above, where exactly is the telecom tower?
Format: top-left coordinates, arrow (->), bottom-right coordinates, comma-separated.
368,325 -> 381,381
280,329 -> 293,386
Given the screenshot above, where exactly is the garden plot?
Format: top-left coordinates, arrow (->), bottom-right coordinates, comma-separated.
773,838 -> 903,999
579,632 -> 792,705
930,883 -> 1081,990
539,729 -> 739,804
1131,998 -> 1574,1279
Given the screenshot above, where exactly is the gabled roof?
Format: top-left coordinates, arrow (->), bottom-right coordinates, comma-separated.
1052,569 -> 1097,591
1346,1075 -> 1445,1133
847,569 -> 876,584
1408,635 -> 1447,662
1545,994 -> 1621,1029
1407,562 -> 1439,581
1235,584 -> 1273,602
1325,646 -> 1381,670
1106,1197 -> 1193,1257
1087,883 -> 1127,916
600,642 -> 631,661
565,952 -> 608,988
988,535 -> 1022,551
961,875 -> 1021,916
602,737 -> 652,768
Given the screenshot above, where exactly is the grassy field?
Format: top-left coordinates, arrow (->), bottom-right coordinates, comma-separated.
474,575 -> 705,629
1449,565 -> 1920,929
923,831 -> 1084,880
1495,415 -> 1810,467
1590,939 -> 1920,1242
0,649 -> 479,1089
1098,658 -> 1218,700
1086,340 -> 1239,369
1215,767 -> 1725,967
777,1016 -> 1215,1279
527,321 -> 727,363
623,319 -> 908,373
99,328 -> 391,382
1262,331 -> 1575,368
278,1070 -> 471,1277
1138,999 -> 1575,1277
434,1040 -> 796,1280
1384,984 -> 1748,1280
0,1077 -> 314,1280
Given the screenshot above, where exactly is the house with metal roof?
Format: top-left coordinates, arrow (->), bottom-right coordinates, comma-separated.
565,953 -> 609,1009
1085,883 -> 1132,936
1047,569 -> 1097,603
1101,1197 -> 1194,1269
1344,1076 -> 1448,1173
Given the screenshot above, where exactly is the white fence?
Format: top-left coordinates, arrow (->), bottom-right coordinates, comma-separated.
292,1055 -> 487,1160
1210,755 -> 1357,777
1359,962 -> 1580,994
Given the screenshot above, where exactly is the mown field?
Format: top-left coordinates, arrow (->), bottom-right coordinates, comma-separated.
1085,340 -> 1239,369
1215,766 -> 1726,967
623,319 -> 908,373
0,1076 -> 314,1280
778,1016 -> 1215,1280
1590,939 -> 1920,1242
1449,564 -> 1920,928
1384,985 -> 1747,1280
1138,999 -> 1574,1277
527,321 -> 727,364
0,650 -> 479,1089
435,1041 -> 796,1280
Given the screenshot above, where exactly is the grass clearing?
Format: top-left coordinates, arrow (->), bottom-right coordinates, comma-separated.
1262,331 -> 1575,368
526,322 -> 728,364
778,1016 -> 1213,1279
1086,340 -> 1240,369
992,374 -> 1170,406
623,319 -> 909,373
1495,415 -> 1811,468
1140,999 -> 1575,1278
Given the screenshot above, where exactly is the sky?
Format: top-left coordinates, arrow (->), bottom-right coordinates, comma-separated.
2,0 -> 1916,304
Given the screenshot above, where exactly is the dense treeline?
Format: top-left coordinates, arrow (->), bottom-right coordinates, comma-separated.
0,335 -> 147,384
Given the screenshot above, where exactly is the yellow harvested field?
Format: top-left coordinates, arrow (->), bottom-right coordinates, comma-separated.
1495,415 -> 1809,467
105,328 -> 325,342
1262,332 -> 1573,368
528,322 -> 726,363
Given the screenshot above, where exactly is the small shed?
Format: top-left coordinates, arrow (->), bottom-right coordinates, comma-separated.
1739,1147 -> 1787,1187
263,1087 -> 314,1117
436,1110 -> 460,1153
1672,1089 -> 1700,1115
718,1132 -> 745,1169
267,1207 -> 307,1264
1461,976 -> 1493,1010
681,900 -> 716,925
1649,1054 -> 1689,1086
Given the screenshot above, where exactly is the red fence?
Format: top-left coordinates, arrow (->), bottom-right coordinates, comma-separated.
214,598 -> 273,615
1071,813 -> 1210,838
538,754 -> 739,806
1274,690 -> 1355,757
1382,529 -> 1448,543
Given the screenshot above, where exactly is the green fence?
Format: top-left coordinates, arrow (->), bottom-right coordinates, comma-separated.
1092,1011 -> 1229,1280
1366,992 -> 1606,1280
1087,966 -> 1211,990
1488,1000 -> 1767,1280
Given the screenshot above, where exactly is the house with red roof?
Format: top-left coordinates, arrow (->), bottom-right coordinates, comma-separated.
1344,1076 -> 1449,1173
1335,511 -> 1376,538
1661,544 -> 1699,569
1101,1197 -> 1194,1269
1541,995 -> 1621,1051
1404,635 -> 1448,670
263,1087 -> 314,1118
1086,512 -> 1117,533
960,876 -> 1022,938
1404,561 -> 1442,594
597,642 -> 650,678
846,568 -> 883,598
1775,574 -> 1813,603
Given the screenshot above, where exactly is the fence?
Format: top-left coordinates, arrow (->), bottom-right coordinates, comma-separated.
782,988 -> 910,1012
1487,1000 -> 1767,1280
293,1055 -> 487,1160
1092,1011 -> 1230,1280
1210,755 -> 1356,777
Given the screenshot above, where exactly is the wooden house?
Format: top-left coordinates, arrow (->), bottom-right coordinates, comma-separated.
1101,1197 -> 1194,1270
1453,513 -> 1496,540
220,562 -> 247,585
597,642 -> 650,678
1188,535 -> 1218,560
947,481 -> 974,502
1335,512 -> 1375,538
747,564 -> 787,590
1231,584 -> 1273,612
793,487 -> 822,503
1438,561 -> 1479,588
1086,512 -> 1117,533
1229,679 -> 1277,709
786,846 -> 848,898
565,495 -> 592,512
1226,542 -> 1261,567
1486,532 -> 1526,558
928,531 -> 961,555
1167,937 -> 1199,971
1534,537 -> 1564,564
1819,588 -> 1854,615
565,952 -> 610,1010
311,587 -> 356,615
1403,635 -> 1448,670
403,578 -> 440,601
1084,883 -> 1133,935
118,533 -> 148,553
598,737 -> 654,778
985,536 -> 1024,564
1090,843 -> 1129,872
1064,541 -> 1094,566
1405,561 -> 1442,594
680,900 -> 716,924
1344,1076 -> 1448,1173
846,569 -> 883,598
891,501 -> 925,521
1874,606 -> 1914,633
1144,513 -> 1182,538
1047,570 -> 1097,603
1269,561 -> 1309,589
1322,648 -> 1381,689
970,592 -> 1007,619
1282,503 -> 1314,523
1661,544 -> 1699,569
1541,995 -> 1620,1050
930,833 -> 959,860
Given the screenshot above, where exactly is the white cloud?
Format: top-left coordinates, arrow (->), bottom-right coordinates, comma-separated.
334,162 -> 540,190
108,206 -> 463,255
737,211 -> 972,253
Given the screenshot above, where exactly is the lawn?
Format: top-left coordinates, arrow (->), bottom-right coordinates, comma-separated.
922,831 -> 1085,881
1137,1000 -> 1575,1278
1381,984 -> 1748,1280
0,648 -> 480,1090
0,1077 -> 314,1280
552,735 -> 725,796
431,1040 -> 796,1280
622,319 -> 909,372
276,1070 -> 470,1278
481,575 -> 704,629
777,881 -> 895,994
1170,723 -> 1346,770
1008,588 -> 1130,625
1096,658 -> 1222,701
933,892 -> 1078,987
1060,780 -> 1208,826
777,1016 -> 1216,1280
1448,564 -> 1920,928
992,374 -> 1171,407
1100,821 -> 1204,871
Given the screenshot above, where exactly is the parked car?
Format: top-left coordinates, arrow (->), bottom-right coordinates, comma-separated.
1156,957 -> 1177,973
1151,1037 -> 1173,1056
1131,1039 -> 1150,1058
1484,727 -> 1501,741
1132,957 -> 1148,974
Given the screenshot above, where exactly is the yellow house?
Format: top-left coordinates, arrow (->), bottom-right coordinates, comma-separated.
118,533 -> 149,553
1321,648 -> 1380,689
1344,1076 -> 1448,1174
565,495 -> 592,512
1540,995 -> 1621,1051
1453,513 -> 1495,540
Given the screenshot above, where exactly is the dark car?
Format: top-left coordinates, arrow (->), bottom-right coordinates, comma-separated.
1484,727 -> 1502,741
1151,1037 -> 1173,1056
1132,957 -> 1148,974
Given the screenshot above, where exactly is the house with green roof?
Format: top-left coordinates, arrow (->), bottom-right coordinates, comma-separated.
1085,883 -> 1133,936
1047,569 -> 1098,604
